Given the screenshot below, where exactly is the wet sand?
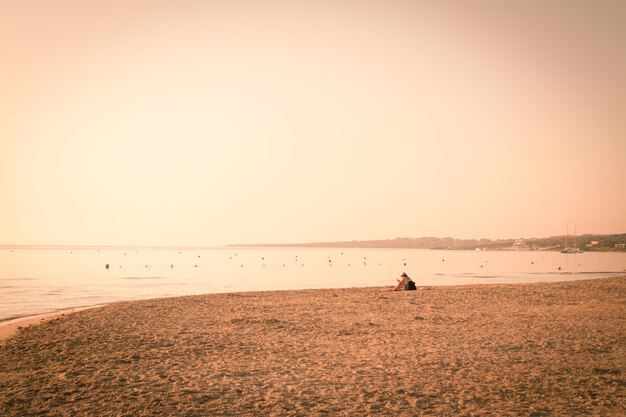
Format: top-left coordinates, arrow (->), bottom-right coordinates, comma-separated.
1,277 -> 624,416
0,306 -> 102,341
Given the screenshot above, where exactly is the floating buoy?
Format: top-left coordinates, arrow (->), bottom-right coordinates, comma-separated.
171,264 -> 174,268
105,264 -> 109,269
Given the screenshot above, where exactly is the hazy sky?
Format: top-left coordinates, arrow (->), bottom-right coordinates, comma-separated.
1,0 -> 625,246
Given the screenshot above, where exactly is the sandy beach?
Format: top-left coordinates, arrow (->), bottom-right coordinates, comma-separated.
1,277 -> 624,416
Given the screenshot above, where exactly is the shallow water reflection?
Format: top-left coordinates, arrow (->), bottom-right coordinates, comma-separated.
1,247 -> 625,321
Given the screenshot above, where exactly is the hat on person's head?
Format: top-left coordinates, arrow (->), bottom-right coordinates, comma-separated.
400,272 -> 408,277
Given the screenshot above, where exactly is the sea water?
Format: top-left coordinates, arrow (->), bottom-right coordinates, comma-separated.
1,246 -> 625,322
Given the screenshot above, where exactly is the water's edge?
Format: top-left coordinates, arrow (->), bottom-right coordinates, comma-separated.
3,275 -> 624,340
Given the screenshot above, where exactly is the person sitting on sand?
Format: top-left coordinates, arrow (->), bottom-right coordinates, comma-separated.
393,272 -> 416,291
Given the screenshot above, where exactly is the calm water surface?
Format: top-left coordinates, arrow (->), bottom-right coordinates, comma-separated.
1,247 -> 625,322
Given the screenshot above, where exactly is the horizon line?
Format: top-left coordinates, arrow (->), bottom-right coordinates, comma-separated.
4,231 -> 624,249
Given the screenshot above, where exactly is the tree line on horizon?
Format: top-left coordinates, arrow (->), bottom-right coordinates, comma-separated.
242,233 -> 626,251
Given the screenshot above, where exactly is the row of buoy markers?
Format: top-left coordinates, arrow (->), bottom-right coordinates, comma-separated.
6,249 -> 617,273
103,262 -> 393,269
74,262 -> 621,273
104,263 -> 195,269
103,261 -> 391,269
18,249 -> 605,270
102,257 -> 585,271
67,251 -> 579,268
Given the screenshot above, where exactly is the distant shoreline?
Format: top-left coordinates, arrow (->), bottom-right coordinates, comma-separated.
0,244 -> 229,251
230,233 -> 626,252
233,244 -> 624,253
2,232 -> 625,252
2,244 -> 623,253
232,243 -> 626,253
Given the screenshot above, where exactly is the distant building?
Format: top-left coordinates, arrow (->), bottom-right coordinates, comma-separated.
616,243 -> 626,249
